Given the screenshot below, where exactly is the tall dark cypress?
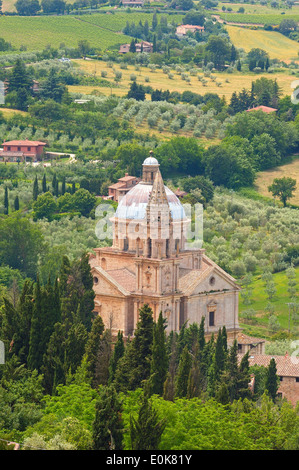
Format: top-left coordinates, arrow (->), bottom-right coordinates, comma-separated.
33,175 -> 38,201
4,186 -> 8,214
175,345 -> 192,398
27,276 -> 44,371
198,316 -> 206,352
265,357 -> 279,402
114,304 -> 154,392
130,392 -> 166,451
109,331 -> 125,385
92,385 -> 124,450
14,195 -> 19,211
42,174 -> 47,193
84,314 -> 105,386
150,312 -> 168,396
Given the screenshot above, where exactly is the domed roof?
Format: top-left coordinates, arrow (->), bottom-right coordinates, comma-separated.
115,182 -> 186,220
143,156 -> 159,166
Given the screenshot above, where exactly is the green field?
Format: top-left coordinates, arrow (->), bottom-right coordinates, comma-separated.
218,11 -> 299,25
226,25 -> 299,61
0,15 -> 130,51
0,12 -> 183,51
239,267 -> 299,339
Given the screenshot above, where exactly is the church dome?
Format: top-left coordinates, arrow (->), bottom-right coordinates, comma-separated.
115,182 -> 186,221
143,156 -> 159,166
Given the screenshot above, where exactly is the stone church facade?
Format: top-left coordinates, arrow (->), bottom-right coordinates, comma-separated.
90,154 -> 241,343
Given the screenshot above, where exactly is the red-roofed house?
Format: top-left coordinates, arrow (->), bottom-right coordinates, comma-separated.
0,140 -> 47,163
239,352 -> 299,406
247,105 -> 277,113
176,24 -> 205,37
108,173 -> 140,201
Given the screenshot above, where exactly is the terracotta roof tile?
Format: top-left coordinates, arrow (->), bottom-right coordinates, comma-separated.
106,268 -> 136,292
239,353 -> 299,378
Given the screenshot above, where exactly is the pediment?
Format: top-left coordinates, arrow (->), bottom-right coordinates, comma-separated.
91,266 -> 128,297
179,255 -> 240,297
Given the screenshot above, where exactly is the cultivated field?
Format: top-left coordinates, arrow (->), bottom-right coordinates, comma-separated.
254,158 -> 299,206
71,58 -> 297,101
239,266 -> 299,337
218,11 -> 299,25
0,11 -> 183,52
226,25 -> 299,62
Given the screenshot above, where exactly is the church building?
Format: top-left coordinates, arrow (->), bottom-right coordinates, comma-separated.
90,154 -> 241,343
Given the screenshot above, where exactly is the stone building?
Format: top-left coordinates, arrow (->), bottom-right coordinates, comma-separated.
90,154 -> 241,341
108,173 -> 140,202
240,353 -> 299,407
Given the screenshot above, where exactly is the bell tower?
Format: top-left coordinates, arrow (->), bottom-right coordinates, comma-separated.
142,151 -> 160,184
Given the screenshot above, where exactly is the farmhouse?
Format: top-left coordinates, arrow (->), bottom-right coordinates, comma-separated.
0,140 -> 46,163
108,173 -> 140,202
119,41 -> 153,54
247,105 -> 277,113
176,24 -> 205,37
90,153 -> 241,341
239,352 -> 299,406
121,0 -> 144,6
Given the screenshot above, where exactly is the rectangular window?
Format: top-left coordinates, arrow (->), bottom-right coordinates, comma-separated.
296,377 -> 299,383
209,311 -> 215,327
27,147 -> 31,151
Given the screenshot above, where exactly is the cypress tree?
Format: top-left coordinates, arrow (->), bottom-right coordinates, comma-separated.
214,328 -> 226,381
175,345 -> 192,398
92,385 -> 124,450
150,312 -> 168,396
114,304 -> 154,392
109,331 -> 125,384
64,322 -> 88,376
163,332 -> 178,401
198,316 -> 206,352
14,195 -> 19,211
265,357 -> 279,402
42,322 -> 66,394
152,11 -> 158,31
62,176 -> 66,195
84,314 -> 105,386
187,343 -> 201,398
42,174 -> 47,193
27,276 -> 44,371
226,339 -> 239,402
4,186 -> 8,214
52,173 -> 57,194
33,175 -> 38,201
130,392 -> 166,450
237,351 -> 252,400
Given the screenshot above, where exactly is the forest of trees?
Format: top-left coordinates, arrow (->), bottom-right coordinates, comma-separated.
1,271 -> 298,450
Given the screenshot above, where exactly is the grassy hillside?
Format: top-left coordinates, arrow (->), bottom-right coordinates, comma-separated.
254,158 -> 299,206
0,11 -> 183,52
239,267 -> 299,339
218,11 -> 299,25
71,58 -> 296,101
226,25 -> 299,62
0,15 -> 132,51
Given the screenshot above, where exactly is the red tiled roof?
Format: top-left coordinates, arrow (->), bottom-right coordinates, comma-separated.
247,106 -> 277,113
239,353 -> 299,378
118,176 -> 137,182
106,268 -> 136,292
109,182 -> 127,190
3,140 -> 46,146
